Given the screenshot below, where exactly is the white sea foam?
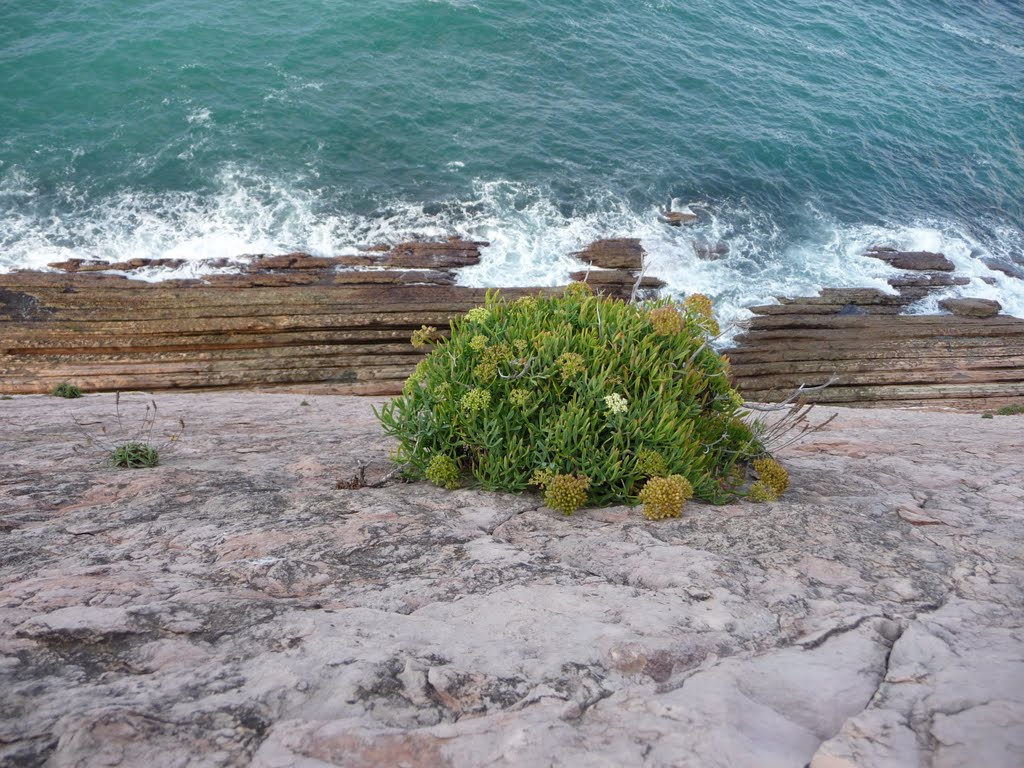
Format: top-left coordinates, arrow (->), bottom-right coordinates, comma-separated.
186,108 -> 212,125
1,169 -> 1020,329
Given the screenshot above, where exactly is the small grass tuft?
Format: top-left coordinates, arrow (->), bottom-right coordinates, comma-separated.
109,441 -> 160,469
996,404 -> 1024,416
52,382 -> 82,398
300,400 -> 310,406
0,395 -> 13,401
71,392 -> 185,469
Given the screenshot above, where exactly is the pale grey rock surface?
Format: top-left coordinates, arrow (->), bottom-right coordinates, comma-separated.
0,393 -> 1021,767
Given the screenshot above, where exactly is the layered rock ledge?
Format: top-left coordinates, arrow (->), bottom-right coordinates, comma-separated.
726,249 -> 1024,410
1,393 -> 1022,767
2,239 -> 1022,408
0,239 -> 659,397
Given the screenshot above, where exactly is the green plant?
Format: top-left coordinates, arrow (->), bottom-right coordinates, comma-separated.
0,395 -> 13,400
52,382 -> 82,398
110,441 -> 160,468
376,286 -> 773,515
300,400 -> 310,406
996,404 -> 1024,416
72,393 -> 185,469
981,412 -> 994,419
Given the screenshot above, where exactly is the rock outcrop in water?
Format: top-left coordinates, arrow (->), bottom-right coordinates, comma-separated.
1,393 -> 1022,767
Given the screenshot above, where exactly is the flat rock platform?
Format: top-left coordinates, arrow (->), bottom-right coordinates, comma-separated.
1,393 -> 1022,767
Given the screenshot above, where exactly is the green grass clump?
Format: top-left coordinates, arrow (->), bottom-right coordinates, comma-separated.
109,441 -> 160,469
996,404 -> 1024,416
52,382 -> 82,399
376,286 -> 773,515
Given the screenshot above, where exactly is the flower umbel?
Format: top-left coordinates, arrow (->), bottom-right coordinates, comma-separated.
604,393 -> 628,415
752,457 -> 789,498
459,388 -> 492,414
749,480 -> 776,502
425,455 -> 460,489
411,325 -> 438,348
474,361 -> 497,382
543,474 -> 591,515
466,307 -> 490,323
683,293 -> 720,337
469,334 -> 488,351
556,352 -> 586,381
648,306 -> 684,336
638,474 -> 694,520
509,388 -> 531,408
529,468 -> 554,488
563,281 -> 594,299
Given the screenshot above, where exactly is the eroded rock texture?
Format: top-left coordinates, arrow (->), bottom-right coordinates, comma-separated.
1,394 -> 1022,767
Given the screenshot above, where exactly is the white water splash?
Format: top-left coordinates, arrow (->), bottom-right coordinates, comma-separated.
1,167 -> 1020,327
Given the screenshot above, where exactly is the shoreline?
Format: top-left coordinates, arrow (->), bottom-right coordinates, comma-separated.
1,237 -> 1022,410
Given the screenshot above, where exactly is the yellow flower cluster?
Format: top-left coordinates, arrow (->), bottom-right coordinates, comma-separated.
425,454 -> 460,489
556,352 -> 586,380
638,474 -> 694,520
474,361 -> 497,382
752,457 -> 789,500
466,307 -> 490,323
529,468 -> 554,488
604,393 -> 628,414
469,334 -> 488,351
648,306 -> 684,336
460,388 -> 491,414
728,390 -> 745,409
683,293 -> 721,337
543,473 -> 591,516
509,388 -> 531,408
636,448 -> 668,477
411,325 -> 438,348
748,480 -> 776,502
485,342 -> 512,362
683,293 -> 714,318
403,360 -> 429,394
563,281 -> 594,299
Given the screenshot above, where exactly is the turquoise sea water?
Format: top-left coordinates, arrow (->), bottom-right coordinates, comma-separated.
2,0 -> 1022,322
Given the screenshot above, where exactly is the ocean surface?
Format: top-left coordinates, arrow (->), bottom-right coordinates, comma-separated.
2,0 -> 1023,327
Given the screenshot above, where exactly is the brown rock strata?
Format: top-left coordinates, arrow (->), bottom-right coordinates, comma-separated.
727,287 -> 1024,409
0,239 -> 650,396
